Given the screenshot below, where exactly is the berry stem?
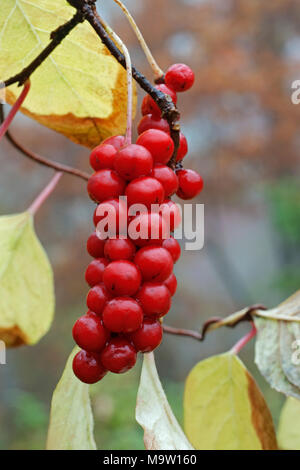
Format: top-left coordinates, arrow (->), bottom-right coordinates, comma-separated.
230,322 -> 257,355
28,172 -> 62,215
111,0 -> 164,81
0,80 -> 30,141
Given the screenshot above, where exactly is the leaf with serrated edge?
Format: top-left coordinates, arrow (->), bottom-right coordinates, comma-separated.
46,347 -> 96,450
0,0 -> 136,148
136,353 -> 194,450
0,212 -> 54,346
184,352 -> 277,450
278,397 -> 300,450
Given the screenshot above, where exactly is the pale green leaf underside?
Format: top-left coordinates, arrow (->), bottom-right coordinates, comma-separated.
278,397 -> 300,450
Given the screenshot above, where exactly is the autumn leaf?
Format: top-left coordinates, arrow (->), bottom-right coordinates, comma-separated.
0,0 -> 136,148
136,353 -> 193,450
277,397 -> 300,450
0,212 -> 54,347
184,352 -> 277,450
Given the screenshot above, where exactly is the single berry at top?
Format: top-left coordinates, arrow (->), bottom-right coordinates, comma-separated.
114,144 -> 153,180
137,129 -> 174,165
176,169 -> 204,200
165,63 -> 195,92
73,349 -> 107,384
102,135 -> 126,150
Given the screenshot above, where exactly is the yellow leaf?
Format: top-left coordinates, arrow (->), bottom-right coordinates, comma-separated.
47,347 -> 96,450
0,0 -> 136,148
0,212 -> 54,347
278,397 -> 300,450
184,352 -> 277,450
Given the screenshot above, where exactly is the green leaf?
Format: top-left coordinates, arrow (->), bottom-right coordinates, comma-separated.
0,212 -> 54,346
136,353 -> 193,450
184,352 -> 277,450
47,347 -> 96,450
0,0 -> 136,148
278,397 -> 300,450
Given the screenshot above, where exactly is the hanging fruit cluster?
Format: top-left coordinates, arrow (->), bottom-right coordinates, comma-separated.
72,64 -> 204,384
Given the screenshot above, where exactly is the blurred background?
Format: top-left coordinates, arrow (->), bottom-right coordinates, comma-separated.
0,0 -> 299,450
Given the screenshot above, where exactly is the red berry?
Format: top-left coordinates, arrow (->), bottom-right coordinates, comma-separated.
102,297 -> 143,333
129,212 -> 168,247
162,237 -> 181,263
165,63 -> 195,92
164,273 -> 177,296
87,232 -> 105,258
150,164 -> 178,197
176,133 -> 188,161
137,282 -> 171,318
72,312 -> 110,352
101,338 -> 137,373
93,198 -> 128,236
102,135 -> 126,150
137,130 -> 174,165
176,169 -> 204,200
114,144 -> 153,180
90,144 -> 117,171
159,199 -> 182,232
138,114 -> 170,135
128,318 -> 163,353
85,258 -> 109,287
103,260 -> 142,296
104,237 -> 136,261
125,177 -> 165,209
86,284 -> 112,315
142,84 -> 177,118
87,169 -> 126,203
73,350 -> 107,384
134,246 -> 173,282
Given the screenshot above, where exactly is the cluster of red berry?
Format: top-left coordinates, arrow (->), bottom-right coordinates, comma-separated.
72,64 -> 203,384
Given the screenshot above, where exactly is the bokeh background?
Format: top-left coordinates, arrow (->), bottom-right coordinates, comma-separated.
0,0 -> 300,449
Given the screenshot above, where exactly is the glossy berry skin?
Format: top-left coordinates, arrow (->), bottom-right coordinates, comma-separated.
159,199 -> 182,232
176,169 -> 204,200
100,338 -> 137,373
104,237 -> 136,261
137,282 -> 171,318
114,144 -> 153,180
128,318 -> 163,353
138,114 -> 170,135
162,237 -> 181,263
176,133 -> 188,161
164,273 -> 177,296
73,350 -> 107,384
93,198 -> 128,235
87,232 -> 105,258
134,246 -> 173,282
103,260 -> 142,296
142,84 -> 177,118
129,212 -> 168,247
102,297 -> 143,333
137,130 -> 174,165
165,63 -> 195,92
87,169 -> 126,203
86,283 -> 112,316
125,177 -> 165,209
90,144 -> 117,171
102,135 -> 126,150
150,164 -> 178,197
72,312 -> 110,353
85,258 -> 109,287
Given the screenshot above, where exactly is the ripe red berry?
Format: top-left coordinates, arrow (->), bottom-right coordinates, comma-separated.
73,350 -> 107,384
176,169 -> 204,200
176,133 -> 188,161
90,144 -> 117,171
87,232 -> 105,258
128,318 -> 163,353
137,130 -> 174,165
150,164 -> 178,197
85,258 -> 109,287
138,114 -> 170,135
93,198 -> 128,236
162,237 -> 181,263
86,284 -> 112,315
137,282 -> 171,318
114,144 -> 153,180
104,237 -> 136,261
134,246 -> 173,282
165,63 -> 195,92
159,199 -> 182,232
100,338 -> 137,373
142,84 -> 177,118
102,135 -> 126,150
103,260 -> 142,296
102,297 -> 143,333
72,312 -> 110,352
87,169 -> 126,203
164,273 -> 177,296
125,177 -> 165,209
129,212 -> 169,247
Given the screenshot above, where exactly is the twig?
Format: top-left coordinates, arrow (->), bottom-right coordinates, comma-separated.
230,322 -> 257,355
0,81 -> 31,140
28,172 -> 62,215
